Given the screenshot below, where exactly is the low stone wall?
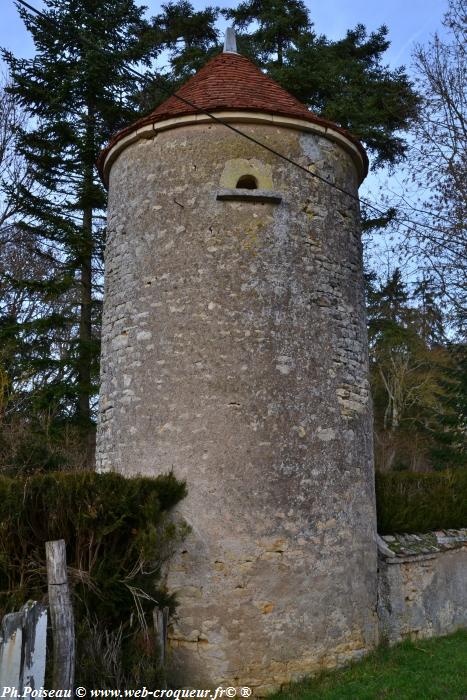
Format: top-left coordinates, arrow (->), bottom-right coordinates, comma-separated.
377,530 -> 467,644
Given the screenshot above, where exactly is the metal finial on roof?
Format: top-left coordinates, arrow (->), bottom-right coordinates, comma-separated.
224,27 -> 237,53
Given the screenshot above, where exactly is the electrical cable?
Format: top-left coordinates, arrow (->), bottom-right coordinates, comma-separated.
14,0 -> 464,238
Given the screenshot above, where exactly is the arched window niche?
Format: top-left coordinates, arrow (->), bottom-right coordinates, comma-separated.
236,174 -> 258,190
217,158 -> 282,204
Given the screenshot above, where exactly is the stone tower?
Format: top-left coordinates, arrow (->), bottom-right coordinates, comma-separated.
97,36 -> 378,693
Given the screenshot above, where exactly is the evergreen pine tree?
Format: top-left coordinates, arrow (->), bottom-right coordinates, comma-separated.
3,0 -> 221,428
224,0 -> 420,167
224,0 -> 309,66
2,0 -> 161,432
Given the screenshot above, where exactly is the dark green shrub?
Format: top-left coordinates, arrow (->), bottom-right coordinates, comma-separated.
0,470 -> 187,687
0,413 -> 95,474
376,469 -> 467,534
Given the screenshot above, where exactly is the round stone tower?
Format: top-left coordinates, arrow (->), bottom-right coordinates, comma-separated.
97,36 -> 378,693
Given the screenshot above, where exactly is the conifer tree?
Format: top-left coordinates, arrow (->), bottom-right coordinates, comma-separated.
3,0 -> 221,436
224,0 -> 420,167
3,0 -> 163,431
224,0 -> 309,66
150,0 -> 219,84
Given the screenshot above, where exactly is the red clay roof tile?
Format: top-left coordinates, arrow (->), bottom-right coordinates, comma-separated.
150,52 -> 314,120
98,51 -> 368,180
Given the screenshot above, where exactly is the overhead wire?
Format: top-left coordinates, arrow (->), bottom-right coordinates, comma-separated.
17,0 -> 364,204
14,0 -> 463,239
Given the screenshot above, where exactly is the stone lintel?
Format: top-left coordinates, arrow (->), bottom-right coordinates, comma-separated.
216,189 -> 282,203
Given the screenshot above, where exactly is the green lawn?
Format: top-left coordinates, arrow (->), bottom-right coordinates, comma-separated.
274,631 -> 467,700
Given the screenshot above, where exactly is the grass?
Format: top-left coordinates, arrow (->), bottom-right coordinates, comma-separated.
273,630 -> 467,700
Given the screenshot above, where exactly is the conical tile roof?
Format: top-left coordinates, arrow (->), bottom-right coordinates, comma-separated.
150,52 -> 315,122
99,50 -> 367,181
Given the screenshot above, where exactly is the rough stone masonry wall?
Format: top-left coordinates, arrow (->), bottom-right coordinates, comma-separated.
377,530 -> 467,643
97,121 -> 378,693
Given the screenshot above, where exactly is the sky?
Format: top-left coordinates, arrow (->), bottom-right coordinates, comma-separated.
1,0 -> 448,71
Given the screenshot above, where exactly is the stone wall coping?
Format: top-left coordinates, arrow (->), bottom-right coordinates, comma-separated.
377,529 -> 467,563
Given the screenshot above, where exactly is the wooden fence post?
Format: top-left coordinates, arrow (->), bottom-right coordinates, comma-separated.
46,539 -> 75,692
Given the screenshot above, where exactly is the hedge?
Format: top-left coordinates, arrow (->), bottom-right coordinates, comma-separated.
0,470 -> 187,687
376,469 -> 467,535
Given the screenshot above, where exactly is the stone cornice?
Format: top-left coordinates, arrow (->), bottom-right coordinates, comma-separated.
100,110 -> 368,187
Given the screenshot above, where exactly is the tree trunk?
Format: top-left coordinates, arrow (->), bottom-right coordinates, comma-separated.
277,36 -> 283,66
78,201 -> 93,426
77,101 -> 95,428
